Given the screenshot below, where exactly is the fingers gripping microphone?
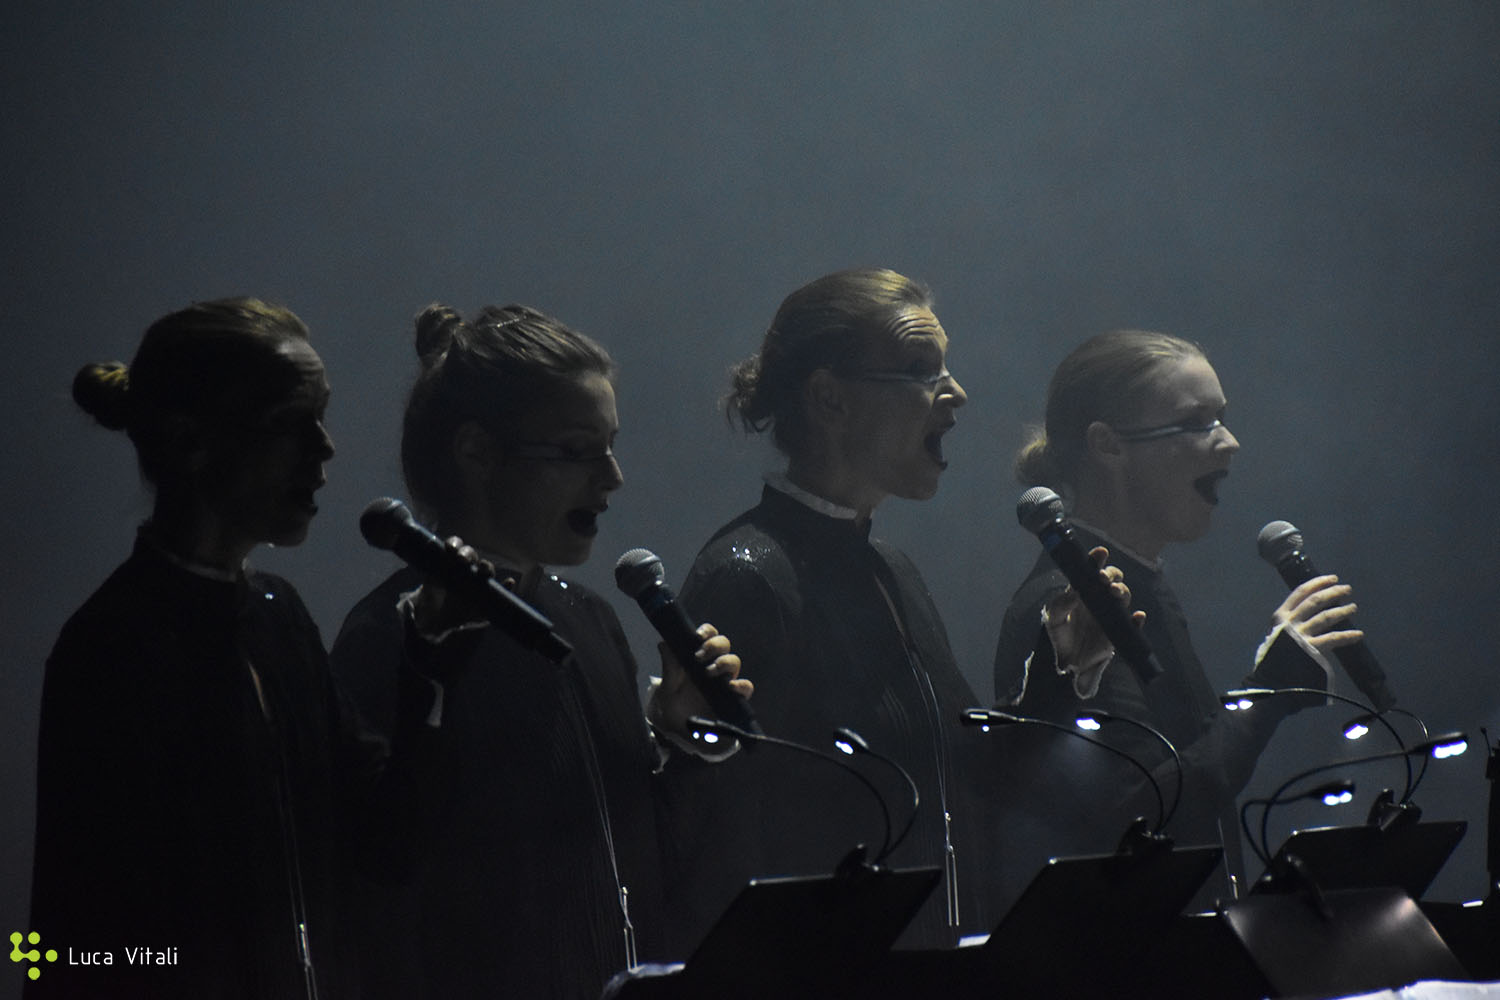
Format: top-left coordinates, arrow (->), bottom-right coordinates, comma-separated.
1017,487 -> 1162,681
359,498 -> 572,663
1257,520 -> 1396,712
614,548 -> 761,736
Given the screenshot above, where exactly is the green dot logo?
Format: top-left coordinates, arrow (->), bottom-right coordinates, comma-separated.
9,931 -> 59,981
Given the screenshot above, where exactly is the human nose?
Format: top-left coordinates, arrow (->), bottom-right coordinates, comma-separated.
1214,423 -> 1239,454
311,420 -> 335,461
940,372 -> 967,408
598,452 -> 624,492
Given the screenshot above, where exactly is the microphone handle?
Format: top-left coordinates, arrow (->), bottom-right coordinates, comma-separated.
1274,552 -> 1395,712
1038,521 -> 1162,680
639,586 -> 761,736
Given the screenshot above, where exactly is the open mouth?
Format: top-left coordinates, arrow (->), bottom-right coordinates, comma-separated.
565,508 -> 602,537
1193,470 -> 1228,506
924,426 -> 952,469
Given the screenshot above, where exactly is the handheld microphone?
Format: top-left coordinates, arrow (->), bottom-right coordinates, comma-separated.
614,548 -> 761,736
1017,487 -> 1162,681
1256,520 -> 1396,712
359,497 -> 572,663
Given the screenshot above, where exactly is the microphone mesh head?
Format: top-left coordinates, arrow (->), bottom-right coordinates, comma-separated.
1016,486 -> 1065,534
614,548 -> 666,597
359,497 -> 413,550
1256,520 -> 1304,564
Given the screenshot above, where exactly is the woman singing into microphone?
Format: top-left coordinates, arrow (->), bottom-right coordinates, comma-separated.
329,303 -> 748,999
662,269 -> 1129,951
992,329 -> 1366,908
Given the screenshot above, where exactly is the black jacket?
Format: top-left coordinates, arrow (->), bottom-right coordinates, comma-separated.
665,485 -> 998,951
28,537 -> 437,1000
331,566 -> 666,1000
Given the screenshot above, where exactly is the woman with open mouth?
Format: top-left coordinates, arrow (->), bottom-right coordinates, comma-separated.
992,329 -> 1366,915
329,303 -> 748,1000
662,268 -> 1127,956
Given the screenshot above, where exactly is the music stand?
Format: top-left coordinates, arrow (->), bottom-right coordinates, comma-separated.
1222,886 -> 1467,996
671,865 -> 942,998
975,842 -> 1223,990
1250,819 -> 1466,899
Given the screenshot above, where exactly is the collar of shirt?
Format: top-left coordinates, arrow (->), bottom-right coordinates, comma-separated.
763,469 -> 861,521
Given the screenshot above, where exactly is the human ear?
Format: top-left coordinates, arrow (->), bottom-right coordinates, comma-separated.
1085,420 -> 1125,464
453,420 -> 500,483
167,414 -> 213,473
803,368 -> 847,424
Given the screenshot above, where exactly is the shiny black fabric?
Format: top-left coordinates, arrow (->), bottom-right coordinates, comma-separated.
992,526 -> 1324,911
28,538 -> 395,1000
665,485 -> 995,952
331,567 -> 666,1000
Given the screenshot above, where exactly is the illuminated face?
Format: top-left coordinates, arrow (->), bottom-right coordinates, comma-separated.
477,372 -> 623,571
833,307 -> 968,505
200,338 -> 334,552
1109,355 -> 1239,552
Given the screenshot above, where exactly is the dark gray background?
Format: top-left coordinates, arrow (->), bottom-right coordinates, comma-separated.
4,2 -> 1496,989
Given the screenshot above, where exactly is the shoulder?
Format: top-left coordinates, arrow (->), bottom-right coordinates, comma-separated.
329,567 -> 423,689
245,568 -> 315,621
535,573 -> 624,630
682,512 -> 799,612
46,556 -> 174,680
335,567 -> 423,639
869,536 -> 924,581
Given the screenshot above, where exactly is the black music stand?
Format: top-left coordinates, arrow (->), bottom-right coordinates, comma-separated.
1222,886 -> 1467,996
1250,819 -> 1467,899
611,864 -> 941,999
973,842 -> 1223,991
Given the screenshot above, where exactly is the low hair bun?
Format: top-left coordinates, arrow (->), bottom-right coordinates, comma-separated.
1013,428 -> 1064,490
72,362 -> 132,430
724,353 -> 766,430
414,303 -> 465,365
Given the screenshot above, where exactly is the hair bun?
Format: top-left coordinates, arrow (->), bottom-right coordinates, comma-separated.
414,303 -> 465,365
72,362 -> 132,430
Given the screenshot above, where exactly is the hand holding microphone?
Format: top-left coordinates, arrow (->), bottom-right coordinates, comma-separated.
1258,520 -> 1395,711
360,498 -> 573,662
615,548 -> 759,737
1018,487 -> 1160,681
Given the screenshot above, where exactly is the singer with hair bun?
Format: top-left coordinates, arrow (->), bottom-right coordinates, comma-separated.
29,298 -> 445,1000
993,329 -> 1368,910
660,268 -> 1127,952
329,302 -> 748,999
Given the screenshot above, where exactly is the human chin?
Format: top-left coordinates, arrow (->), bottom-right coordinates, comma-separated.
543,526 -> 597,567
1167,494 -> 1216,542
263,515 -> 314,549
889,460 -> 943,501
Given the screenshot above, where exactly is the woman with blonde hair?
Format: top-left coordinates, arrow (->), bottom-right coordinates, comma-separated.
994,329 -> 1367,908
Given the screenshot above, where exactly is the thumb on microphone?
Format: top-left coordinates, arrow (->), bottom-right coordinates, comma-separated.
1042,545 -> 1145,698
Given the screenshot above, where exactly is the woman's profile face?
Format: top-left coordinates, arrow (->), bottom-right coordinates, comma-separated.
199,338 -> 334,553
833,307 -> 967,505
1109,354 -> 1239,551
476,371 -> 623,572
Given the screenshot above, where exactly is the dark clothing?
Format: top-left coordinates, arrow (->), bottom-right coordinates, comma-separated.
330,567 -> 666,1000
665,485 -> 994,951
27,538 -> 430,1000
992,526 -> 1324,910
